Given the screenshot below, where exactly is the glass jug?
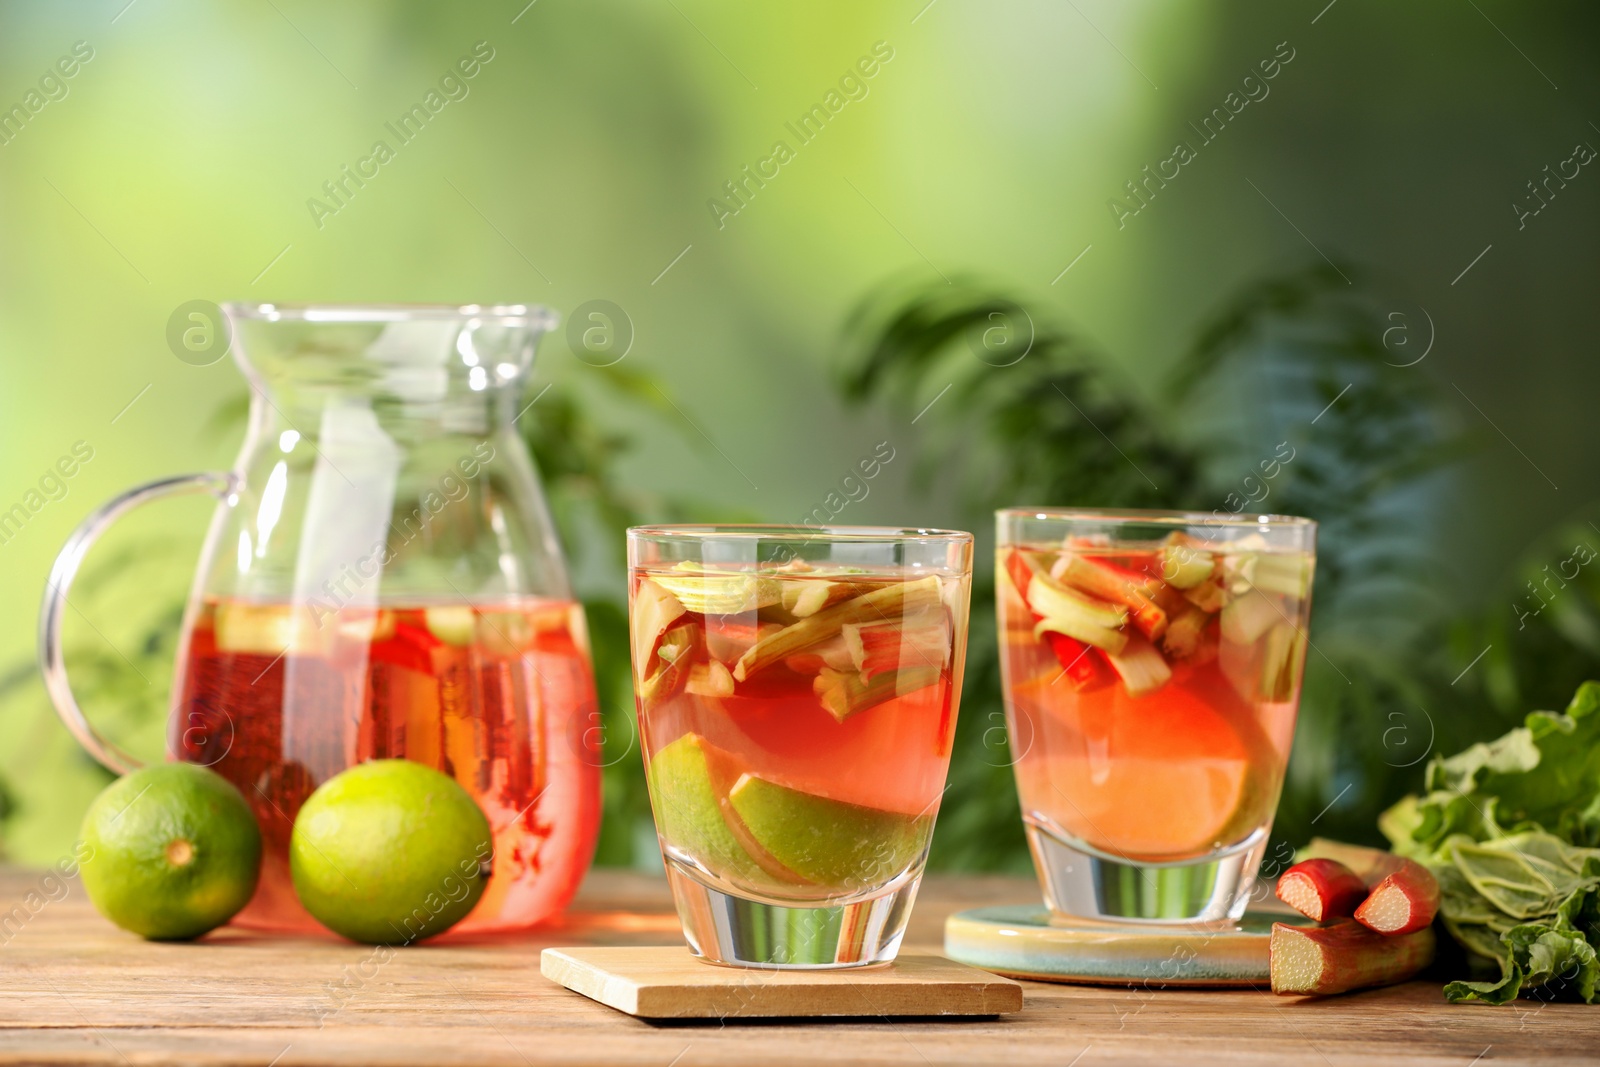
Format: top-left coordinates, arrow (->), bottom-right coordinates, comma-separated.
39,304 -> 602,934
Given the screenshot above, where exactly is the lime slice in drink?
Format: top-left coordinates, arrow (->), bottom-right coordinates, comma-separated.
290,760 -> 492,944
79,762 -> 262,940
726,774 -> 926,889
647,734 -> 768,884
648,734 -> 929,893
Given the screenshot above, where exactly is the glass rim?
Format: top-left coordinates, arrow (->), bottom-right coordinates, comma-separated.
996,505 -> 1315,529
222,302 -> 558,327
628,523 -> 974,544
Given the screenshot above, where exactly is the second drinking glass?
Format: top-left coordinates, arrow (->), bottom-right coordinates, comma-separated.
628,525 -> 973,967
997,507 -> 1316,924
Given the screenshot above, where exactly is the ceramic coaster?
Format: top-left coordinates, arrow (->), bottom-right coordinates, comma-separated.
541,946 -> 1025,1019
944,905 -> 1315,987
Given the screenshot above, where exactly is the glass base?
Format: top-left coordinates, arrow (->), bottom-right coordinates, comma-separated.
1024,816 -> 1267,923
664,860 -> 921,968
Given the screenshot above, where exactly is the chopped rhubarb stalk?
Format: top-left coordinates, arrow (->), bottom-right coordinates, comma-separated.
814,665 -> 940,722
653,565 -> 782,614
1297,838 -> 1441,935
1354,864 -> 1441,936
369,620 -> 439,675
783,633 -> 856,675
1247,553 -> 1312,600
1004,548 -> 1049,603
1258,623 -> 1307,701
1026,572 -> 1130,654
1190,627 -> 1220,665
1026,572 -> 1128,628
1298,838 -> 1407,885
566,603 -> 592,658
733,577 -> 941,682
631,579 -> 687,678
685,660 -> 735,698
1220,588 -> 1278,645
1059,556 -> 1169,640
1044,632 -> 1105,689
1143,579 -> 1190,618
997,553 -> 1030,616
1034,614 -> 1128,656
843,614 -> 951,682
1159,605 -> 1211,660
783,653 -> 826,674
657,623 -> 696,664
782,579 -> 878,618
704,618 -> 783,666
784,580 -> 835,618
1161,544 -> 1215,589
1118,547 -> 1167,577
1270,920 -> 1435,996
1044,630 -> 1088,670
216,602 -> 329,656
639,622 -> 699,702
1276,859 -> 1368,922
1103,633 -> 1172,697
1182,575 -> 1230,613
425,605 -> 477,647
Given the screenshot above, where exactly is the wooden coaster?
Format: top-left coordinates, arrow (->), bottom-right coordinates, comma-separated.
945,905 -> 1315,987
541,946 -> 1024,1019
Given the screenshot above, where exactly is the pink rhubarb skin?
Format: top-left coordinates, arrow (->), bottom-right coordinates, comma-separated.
1275,858 -> 1368,923
1354,864 -> 1442,936
1298,838 -> 1441,936
1270,920 -> 1436,996
1299,837 -> 1407,883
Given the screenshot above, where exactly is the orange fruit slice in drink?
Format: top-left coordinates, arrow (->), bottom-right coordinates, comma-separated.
1035,683 -> 1257,859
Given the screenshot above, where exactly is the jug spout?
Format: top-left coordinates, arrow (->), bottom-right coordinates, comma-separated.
209,303 -> 571,604
223,303 -> 559,437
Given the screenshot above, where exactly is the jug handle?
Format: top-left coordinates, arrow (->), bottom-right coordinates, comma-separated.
38,471 -> 237,775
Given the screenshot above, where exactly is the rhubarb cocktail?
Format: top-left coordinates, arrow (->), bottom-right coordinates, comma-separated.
628,525 -> 972,967
996,508 -> 1315,922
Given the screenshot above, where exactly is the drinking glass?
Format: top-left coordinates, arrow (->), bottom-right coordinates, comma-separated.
996,507 -> 1315,923
628,525 -> 973,967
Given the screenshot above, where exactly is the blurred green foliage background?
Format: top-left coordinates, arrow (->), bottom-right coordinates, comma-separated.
2,1 -> 1598,874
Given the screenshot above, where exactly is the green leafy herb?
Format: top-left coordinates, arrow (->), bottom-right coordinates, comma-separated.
1382,682 -> 1600,1003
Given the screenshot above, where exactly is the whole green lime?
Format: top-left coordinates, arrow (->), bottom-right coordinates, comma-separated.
79,762 -> 262,940
290,760 -> 493,944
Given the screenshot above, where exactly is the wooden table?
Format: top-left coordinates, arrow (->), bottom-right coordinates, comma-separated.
1,867 -> 1593,1066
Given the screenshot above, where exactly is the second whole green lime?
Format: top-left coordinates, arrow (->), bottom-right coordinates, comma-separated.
290,760 -> 493,944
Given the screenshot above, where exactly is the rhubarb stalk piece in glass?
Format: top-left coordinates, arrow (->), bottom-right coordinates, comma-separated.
732,576 -> 942,682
